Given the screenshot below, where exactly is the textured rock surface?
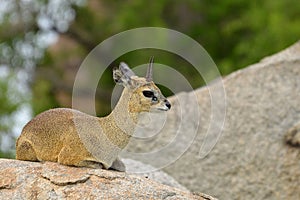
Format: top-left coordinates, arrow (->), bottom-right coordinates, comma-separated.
125,41 -> 300,199
0,159 -> 215,200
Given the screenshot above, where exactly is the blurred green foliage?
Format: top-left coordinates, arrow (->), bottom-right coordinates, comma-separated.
0,70 -> 25,157
0,0 -> 300,157
0,74 -> 20,128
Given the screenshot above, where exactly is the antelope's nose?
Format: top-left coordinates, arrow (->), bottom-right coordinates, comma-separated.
164,99 -> 171,110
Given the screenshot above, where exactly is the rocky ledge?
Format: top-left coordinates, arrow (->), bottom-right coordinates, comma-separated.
0,159 -> 216,200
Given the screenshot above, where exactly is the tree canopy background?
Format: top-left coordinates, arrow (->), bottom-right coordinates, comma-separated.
0,0 -> 299,157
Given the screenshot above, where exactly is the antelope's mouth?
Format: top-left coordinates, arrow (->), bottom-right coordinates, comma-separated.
157,107 -> 169,111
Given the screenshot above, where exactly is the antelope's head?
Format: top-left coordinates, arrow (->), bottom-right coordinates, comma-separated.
113,57 -> 171,113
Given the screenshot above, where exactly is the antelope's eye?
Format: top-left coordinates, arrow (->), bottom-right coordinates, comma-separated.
143,91 -> 154,98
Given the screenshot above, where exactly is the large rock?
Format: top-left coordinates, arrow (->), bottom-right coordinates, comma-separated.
124,41 -> 300,199
123,158 -> 189,191
0,159 -> 215,200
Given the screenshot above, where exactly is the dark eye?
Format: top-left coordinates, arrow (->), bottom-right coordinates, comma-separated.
143,91 -> 154,98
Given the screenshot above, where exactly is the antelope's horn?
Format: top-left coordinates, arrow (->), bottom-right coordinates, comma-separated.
146,56 -> 154,82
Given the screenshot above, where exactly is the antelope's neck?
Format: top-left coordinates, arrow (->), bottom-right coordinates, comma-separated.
105,88 -> 139,136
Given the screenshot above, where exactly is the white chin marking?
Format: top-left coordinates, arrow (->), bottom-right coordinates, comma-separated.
149,107 -> 169,113
157,108 -> 168,111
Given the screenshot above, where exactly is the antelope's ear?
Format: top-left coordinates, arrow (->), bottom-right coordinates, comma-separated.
113,62 -> 136,88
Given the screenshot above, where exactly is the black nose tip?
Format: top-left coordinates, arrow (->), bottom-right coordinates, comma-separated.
164,100 -> 171,109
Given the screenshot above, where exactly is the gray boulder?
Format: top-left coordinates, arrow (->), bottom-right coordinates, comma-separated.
124,41 -> 300,200
123,158 -> 189,191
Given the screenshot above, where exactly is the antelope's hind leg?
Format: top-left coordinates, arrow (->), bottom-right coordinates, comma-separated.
16,139 -> 38,161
